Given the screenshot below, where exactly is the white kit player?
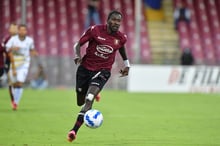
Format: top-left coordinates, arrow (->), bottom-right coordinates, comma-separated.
6,24 -> 38,110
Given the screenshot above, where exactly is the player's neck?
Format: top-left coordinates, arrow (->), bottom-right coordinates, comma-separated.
18,36 -> 26,41
107,27 -> 116,35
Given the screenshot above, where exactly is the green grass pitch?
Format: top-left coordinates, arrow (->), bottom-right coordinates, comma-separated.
0,88 -> 220,146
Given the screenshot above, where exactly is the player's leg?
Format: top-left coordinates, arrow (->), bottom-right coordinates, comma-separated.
75,65 -> 91,106
13,82 -> 24,106
10,82 -> 23,110
72,86 -> 100,130
67,70 -> 111,142
4,57 -> 14,102
12,67 -> 28,109
68,85 -> 99,142
0,68 -> 3,77
8,84 -> 14,102
4,64 -> 14,103
7,68 -> 17,109
81,85 -> 100,111
75,90 -> 87,106
4,55 -> 11,74
0,68 -> 4,88
67,66 -> 91,142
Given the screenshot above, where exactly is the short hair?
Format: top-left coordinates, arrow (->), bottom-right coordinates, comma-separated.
107,10 -> 122,20
18,24 -> 27,29
10,22 -> 17,26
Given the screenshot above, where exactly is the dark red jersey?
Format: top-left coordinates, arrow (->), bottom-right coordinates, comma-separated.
79,25 -> 127,71
0,36 -> 11,68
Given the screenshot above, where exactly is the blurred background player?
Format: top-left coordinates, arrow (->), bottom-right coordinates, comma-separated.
67,10 -> 130,142
0,23 -> 18,76
6,24 -> 38,110
0,23 -> 17,100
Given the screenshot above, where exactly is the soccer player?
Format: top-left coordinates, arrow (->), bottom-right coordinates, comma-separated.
0,23 -> 17,77
5,24 -> 38,110
0,23 -> 17,104
67,10 -> 130,142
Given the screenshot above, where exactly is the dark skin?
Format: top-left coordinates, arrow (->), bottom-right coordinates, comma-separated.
74,13 -> 129,109
74,13 -> 129,76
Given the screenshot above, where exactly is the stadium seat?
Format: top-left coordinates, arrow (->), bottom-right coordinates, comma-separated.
0,0 -> 151,64
185,0 -> 204,63
174,0 -> 220,64
205,0 -> 220,63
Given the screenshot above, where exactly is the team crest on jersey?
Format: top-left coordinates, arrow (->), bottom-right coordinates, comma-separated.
114,39 -> 120,45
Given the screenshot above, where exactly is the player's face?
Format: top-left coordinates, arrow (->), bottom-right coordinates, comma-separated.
18,26 -> 27,38
107,14 -> 122,32
8,24 -> 18,36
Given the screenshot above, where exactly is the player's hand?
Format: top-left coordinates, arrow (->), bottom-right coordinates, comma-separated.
74,57 -> 82,65
31,50 -> 38,56
119,67 -> 129,77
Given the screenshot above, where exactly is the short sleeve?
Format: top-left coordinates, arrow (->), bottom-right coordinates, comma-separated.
5,37 -> 14,52
78,26 -> 95,45
30,38 -> 35,50
123,34 -> 127,44
120,33 -> 127,47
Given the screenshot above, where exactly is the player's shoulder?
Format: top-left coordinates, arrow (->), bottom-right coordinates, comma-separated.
5,35 -> 17,44
25,36 -> 33,40
117,31 -> 127,39
86,25 -> 105,37
90,24 -> 105,32
9,35 -> 18,40
116,31 -> 127,43
2,35 -> 11,43
25,36 -> 34,42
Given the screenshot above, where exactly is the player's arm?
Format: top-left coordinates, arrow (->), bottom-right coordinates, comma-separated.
7,51 -> 16,76
119,46 -> 130,77
30,39 -> 38,57
73,42 -> 82,65
5,38 -> 17,76
8,46 -> 20,52
0,41 -> 5,51
30,49 -> 38,56
5,44 -> 16,76
73,26 -> 94,65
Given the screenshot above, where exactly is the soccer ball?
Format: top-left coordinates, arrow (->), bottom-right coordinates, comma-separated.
84,109 -> 103,129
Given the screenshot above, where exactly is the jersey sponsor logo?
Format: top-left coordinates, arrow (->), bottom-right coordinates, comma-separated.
96,45 -> 113,54
94,52 -> 108,59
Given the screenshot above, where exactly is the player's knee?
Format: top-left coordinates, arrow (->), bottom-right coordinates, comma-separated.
76,92 -> 84,99
76,92 -> 86,106
85,93 -> 95,101
77,100 -> 85,106
80,94 -> 95,110
0,69 -> 3,77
